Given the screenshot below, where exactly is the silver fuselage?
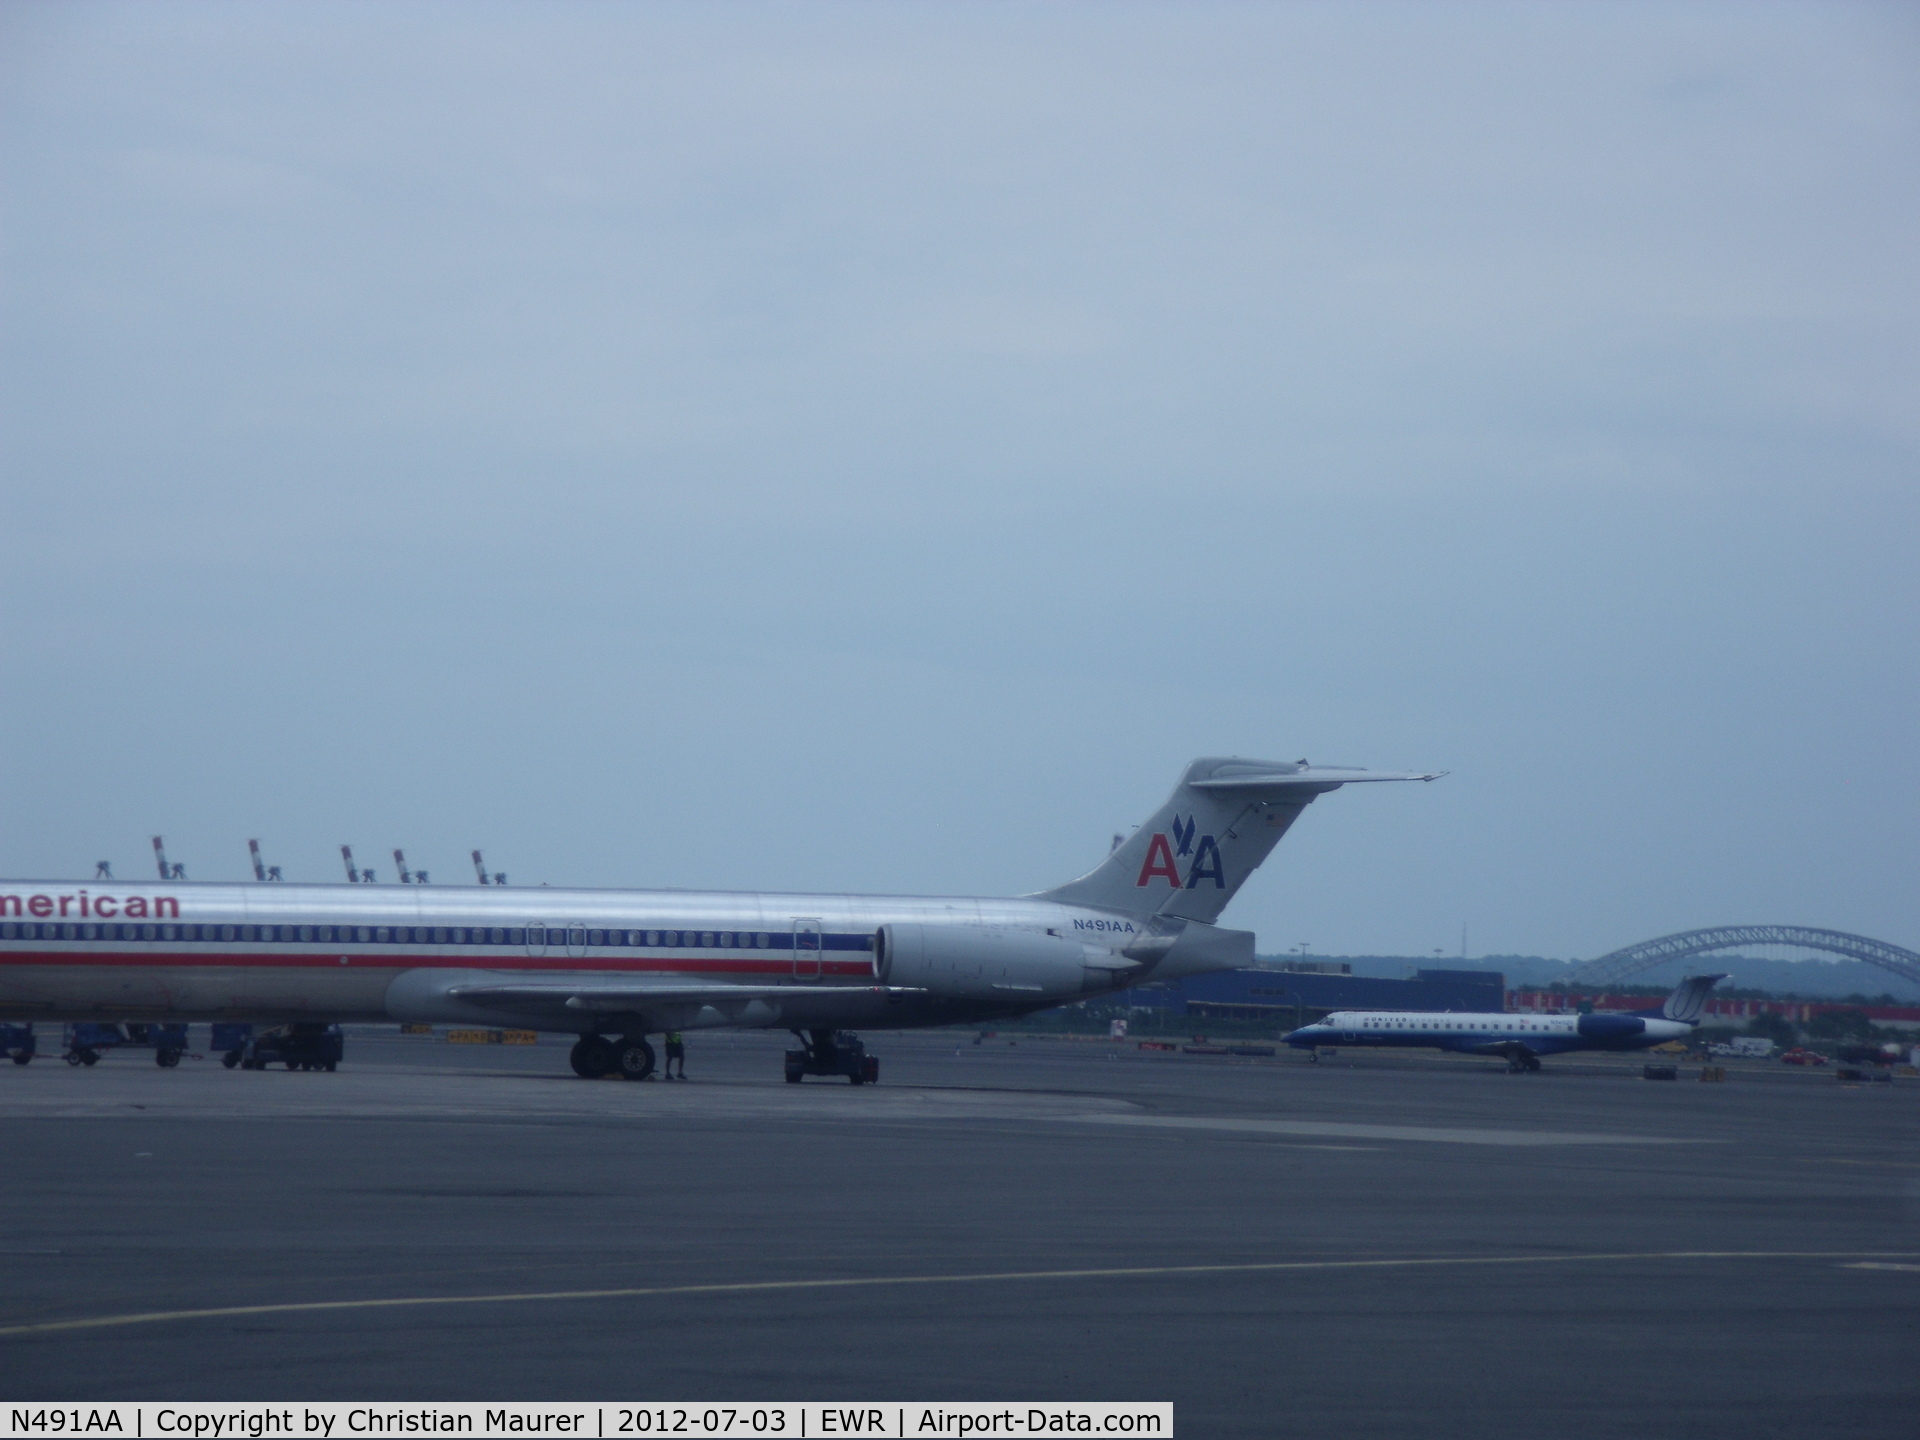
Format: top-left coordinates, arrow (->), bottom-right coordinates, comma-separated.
0,880 -> 1154,1033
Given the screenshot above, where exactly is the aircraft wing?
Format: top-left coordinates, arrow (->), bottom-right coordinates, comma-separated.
1462,1038 -> 1537,1058
445,981 -> 923,1015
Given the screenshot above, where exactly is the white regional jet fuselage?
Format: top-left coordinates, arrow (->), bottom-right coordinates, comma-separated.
1282,973 -> 1726,1072
0,757 -> 1440,1079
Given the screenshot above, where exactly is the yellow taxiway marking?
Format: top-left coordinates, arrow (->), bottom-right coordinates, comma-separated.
2,1251 -> 1916,1339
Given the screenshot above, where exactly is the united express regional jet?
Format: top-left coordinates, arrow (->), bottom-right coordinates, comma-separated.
1283,973 -> 1726,1072
0,757 -> 1439,1082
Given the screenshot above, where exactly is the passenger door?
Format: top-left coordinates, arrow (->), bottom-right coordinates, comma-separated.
792,918 -> 823,982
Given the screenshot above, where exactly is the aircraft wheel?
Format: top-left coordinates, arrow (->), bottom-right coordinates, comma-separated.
156,1048 -> 181,1068
569,1036 -> 616,1079
617,1038 -> 656,1081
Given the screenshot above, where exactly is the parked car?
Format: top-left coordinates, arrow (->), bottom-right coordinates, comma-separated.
1780,1047 -> 1829,1066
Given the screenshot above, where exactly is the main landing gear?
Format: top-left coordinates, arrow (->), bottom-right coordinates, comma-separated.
569,1034 -> 655,1081
1502,1044 -> 1542,1074
785,1029 -> 879,1085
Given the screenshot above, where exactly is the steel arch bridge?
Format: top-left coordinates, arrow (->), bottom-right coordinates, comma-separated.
1564,926 -> 1920,991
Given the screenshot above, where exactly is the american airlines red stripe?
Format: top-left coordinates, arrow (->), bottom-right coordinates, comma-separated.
0,951 -> 875,974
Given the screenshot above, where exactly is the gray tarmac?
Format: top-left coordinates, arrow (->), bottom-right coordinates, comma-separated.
1,1029 -> 1916,1438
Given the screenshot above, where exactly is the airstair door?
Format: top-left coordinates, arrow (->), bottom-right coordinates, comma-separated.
792,919 -> 823,982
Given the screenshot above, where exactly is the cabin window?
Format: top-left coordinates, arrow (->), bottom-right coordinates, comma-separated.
701,932 -> 715,947
587,929 -> 604,946
719,931 -> 734,948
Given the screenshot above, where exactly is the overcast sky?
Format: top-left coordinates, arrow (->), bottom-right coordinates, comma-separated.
2,1 -> 1915,963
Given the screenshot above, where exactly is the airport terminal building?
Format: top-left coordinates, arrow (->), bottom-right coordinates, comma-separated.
1123,963 -> 1505,1024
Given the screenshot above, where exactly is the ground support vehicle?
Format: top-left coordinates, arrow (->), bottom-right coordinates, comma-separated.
785,1029 -> 879,1084
1,1023 -> 35,1065
213,1022 -> 254,1067
61,1021 -> 190,1066
238,1023 -> 344,1071
1836,1043 -> 1904,1067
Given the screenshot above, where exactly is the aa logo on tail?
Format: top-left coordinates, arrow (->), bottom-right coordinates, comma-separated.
1136,815 -> 1225,889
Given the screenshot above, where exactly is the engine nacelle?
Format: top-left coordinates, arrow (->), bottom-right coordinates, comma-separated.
879,923 -> 1102,1001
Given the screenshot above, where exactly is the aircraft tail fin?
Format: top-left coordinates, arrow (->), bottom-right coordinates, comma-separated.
1634,973 -> 1726,1024
1034,757 -> 1443,923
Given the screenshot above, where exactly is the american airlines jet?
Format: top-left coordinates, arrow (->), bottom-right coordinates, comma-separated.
0,757 -> 1439,1082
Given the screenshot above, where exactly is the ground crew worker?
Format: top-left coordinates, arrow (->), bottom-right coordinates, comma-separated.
663,1031 -> 686,1079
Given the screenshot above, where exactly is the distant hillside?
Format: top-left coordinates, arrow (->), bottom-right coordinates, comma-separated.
1257,954 -> 1920,1003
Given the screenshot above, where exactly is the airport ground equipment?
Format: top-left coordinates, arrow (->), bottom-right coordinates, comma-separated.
249,839 -> 283,881
785,1029 -> 879,1084
1,1023 -> 35,1064
60,1021 -> 190,1066
152,836 -> 184,880
238,1024 -> 344,1071
213,1022 -> 254,1067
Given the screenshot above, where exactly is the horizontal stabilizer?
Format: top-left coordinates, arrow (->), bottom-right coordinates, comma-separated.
1189,766 -> 1447,791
